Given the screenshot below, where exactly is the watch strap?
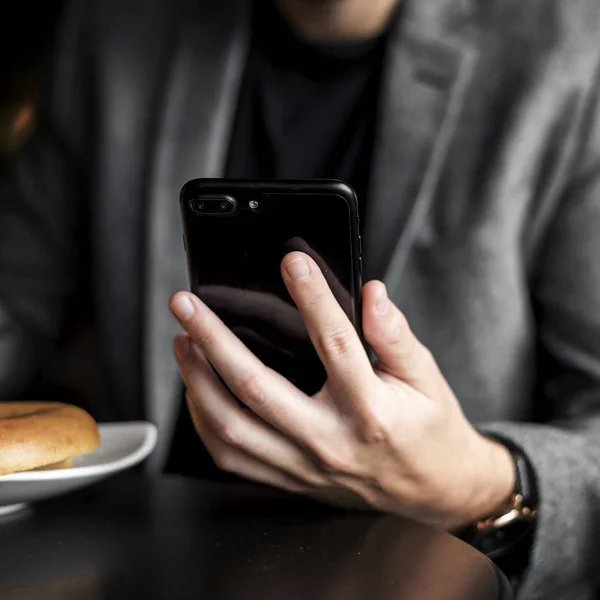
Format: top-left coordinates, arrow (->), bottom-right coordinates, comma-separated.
464,435 -> 539,562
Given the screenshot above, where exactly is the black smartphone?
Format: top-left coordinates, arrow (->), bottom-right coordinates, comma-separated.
179,179 -> 362,395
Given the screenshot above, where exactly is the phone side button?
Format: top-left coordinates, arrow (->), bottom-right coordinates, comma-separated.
358,235 -> 363,257
182,235 -> 187,252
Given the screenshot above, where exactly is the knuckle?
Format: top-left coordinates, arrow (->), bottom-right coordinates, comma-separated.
390,313 -> 412,344
356,412 -> 391,445
194,325 -> 216,349
390,309 -> 410,337
236,371 -> 268,407
388,323 -> 418,360
303,288 -> 328,308
215,420 -> 242,448
319,326 -> 354,359
313,443 -> 357,476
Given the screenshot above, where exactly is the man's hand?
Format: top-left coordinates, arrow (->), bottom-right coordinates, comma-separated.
169,252 -> 515,529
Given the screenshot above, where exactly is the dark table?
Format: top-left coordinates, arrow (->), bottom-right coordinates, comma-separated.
0,474 -> 511,599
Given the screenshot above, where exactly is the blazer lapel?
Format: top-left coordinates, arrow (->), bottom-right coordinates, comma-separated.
364,0 -> 479,296
145,0 -> 251,470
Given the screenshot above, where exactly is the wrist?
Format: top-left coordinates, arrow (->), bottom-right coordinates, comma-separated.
457,434 -> 516,528
481,437 -> 516,514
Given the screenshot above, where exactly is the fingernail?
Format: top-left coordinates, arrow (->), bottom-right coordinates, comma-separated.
285,257 -> 311,281
171,294 -> 196,321
174,336 -> 191,362
375,284 -> 389,314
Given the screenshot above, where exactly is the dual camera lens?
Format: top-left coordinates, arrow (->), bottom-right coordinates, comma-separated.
191,196 -> 236,215
191,196 -> 259,216
194,200 -> 230,210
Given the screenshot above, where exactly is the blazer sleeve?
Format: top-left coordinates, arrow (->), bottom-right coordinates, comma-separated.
481,60 -> 600,599
0,0 -> 90,398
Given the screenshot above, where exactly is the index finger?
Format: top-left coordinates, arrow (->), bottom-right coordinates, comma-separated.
281,252 -> 375,397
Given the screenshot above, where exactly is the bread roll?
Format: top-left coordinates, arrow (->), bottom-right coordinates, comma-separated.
0,402 -> 100,476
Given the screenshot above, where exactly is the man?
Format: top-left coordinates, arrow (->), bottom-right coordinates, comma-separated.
1,0 -> 599,597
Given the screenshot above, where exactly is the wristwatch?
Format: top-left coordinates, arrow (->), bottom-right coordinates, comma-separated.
466,437 -> 539,562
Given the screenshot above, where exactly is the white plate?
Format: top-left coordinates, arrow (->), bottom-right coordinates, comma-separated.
0,422 -> 158,516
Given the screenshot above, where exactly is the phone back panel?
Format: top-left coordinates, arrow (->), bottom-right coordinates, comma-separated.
180,179 -> 362,394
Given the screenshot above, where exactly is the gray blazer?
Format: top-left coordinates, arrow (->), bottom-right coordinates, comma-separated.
1,0 -> 599,596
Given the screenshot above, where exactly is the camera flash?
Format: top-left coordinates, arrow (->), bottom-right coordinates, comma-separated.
249,200 -> 259,210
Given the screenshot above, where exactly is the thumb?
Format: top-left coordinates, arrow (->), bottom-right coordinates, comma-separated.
362,281 -> 439,396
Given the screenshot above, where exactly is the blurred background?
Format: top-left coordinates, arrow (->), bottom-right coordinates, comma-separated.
0,0 -> 99,412
0,1 -> 64,167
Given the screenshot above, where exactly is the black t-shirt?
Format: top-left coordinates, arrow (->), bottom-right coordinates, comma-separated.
226,1 -> 386,215
165,2 -> 389,478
